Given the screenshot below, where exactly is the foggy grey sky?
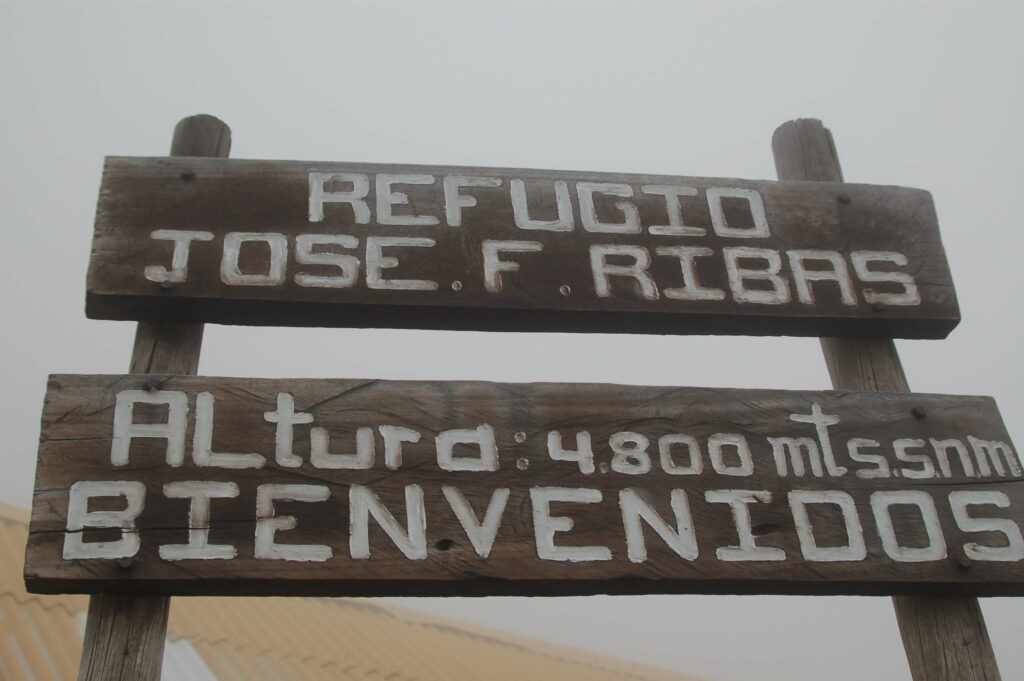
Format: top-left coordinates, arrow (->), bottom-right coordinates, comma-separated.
2,2 -> 1022,681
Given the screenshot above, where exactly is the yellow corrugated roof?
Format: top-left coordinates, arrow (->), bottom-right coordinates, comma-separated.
1,501 -> 708,681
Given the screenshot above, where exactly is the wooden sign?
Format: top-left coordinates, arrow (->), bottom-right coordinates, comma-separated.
86,157 -> 959,338
28,374 -> 1023,597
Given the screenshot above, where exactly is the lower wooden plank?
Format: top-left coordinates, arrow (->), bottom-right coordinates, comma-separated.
28,374 -> 1024,596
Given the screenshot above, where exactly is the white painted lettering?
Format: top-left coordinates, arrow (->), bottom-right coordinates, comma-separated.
380,425 -> 421,470
547,431 -> 596,474
577,182 -> 641,234
788,490 -> 866,561
311,426 -> 375,470
655,246 -> 727,301
443,175 -> 501,226
894,438 -> 935,479
308,172 -> 371,223
930,438 -> 975,478
510,180 -> 574,231
851,251 -> 921,306
789,403 -> 846,476
847,438 -> 890,479
365,236 -> 439,290
768,437 -> 823,477
263,392 -> 313,468
870,490 -> 946,562
704,489 -> 785,561
436,424 -> 499,472
708,433 -> 754,476
658,434 -> 702,475
589,244 -> 659,300
193,392 -> 266,469
145,230 -> 214,283
967,436 -> 1023,478
220,232 -> 288,286
949,491 -> 1024,561
641,185 -> 705,236
723,247 -> 791,304
349,484 -> 427,559
609,432 -> 652,474
254,484 -> 332,561
376,174 -> 439,226
481,240 -> 543,293
787,250 -> 857,306
294,234 -> 360,288
63,481 -> 146,560
111,389 -> 189,467
159,481 -> 239,560
441,486 -> 510,558
620,488 -> 697,563
530,487 -> 612,562
707,187 -> 769,238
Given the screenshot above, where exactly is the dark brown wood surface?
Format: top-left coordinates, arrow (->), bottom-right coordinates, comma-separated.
774,118 -> 1004,681
87,157 -> 959,338
29,374 -> 1023,597
77,114 -> 231,681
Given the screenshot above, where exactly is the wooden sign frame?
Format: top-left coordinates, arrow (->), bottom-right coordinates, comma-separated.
774,119 -> 1004,680
86,156 -> 959,338
39,116 -> 1006,681
28,374 -> 1024,598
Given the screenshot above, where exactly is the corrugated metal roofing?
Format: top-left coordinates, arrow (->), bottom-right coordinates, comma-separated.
2,502 -> 707,681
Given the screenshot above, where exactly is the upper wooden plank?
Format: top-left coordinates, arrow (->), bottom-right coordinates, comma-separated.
28,374 -> 1022,597
87,157 -> 959,338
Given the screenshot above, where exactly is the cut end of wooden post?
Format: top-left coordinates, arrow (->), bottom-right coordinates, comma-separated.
771,118 -> 843,183
170,114 -> 231,158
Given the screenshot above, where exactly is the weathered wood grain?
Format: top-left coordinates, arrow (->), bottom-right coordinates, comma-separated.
774,117 -> 1003,681
75,113 -> 230,681
86,157 -> 959,338
28,374 -> 1023,597
77,594 -> 170,681
893,595 -> 1002,681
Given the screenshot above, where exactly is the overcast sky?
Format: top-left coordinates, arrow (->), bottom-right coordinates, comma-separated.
2,2 -> 1022,680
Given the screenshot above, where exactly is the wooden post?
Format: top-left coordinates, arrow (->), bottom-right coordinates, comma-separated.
772,118 -> 1002,681
77,114 -> 231,681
